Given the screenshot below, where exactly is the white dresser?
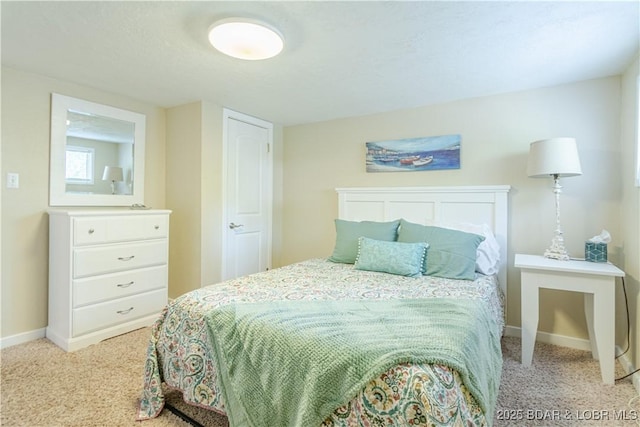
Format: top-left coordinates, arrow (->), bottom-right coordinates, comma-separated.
47,209 -> 171,351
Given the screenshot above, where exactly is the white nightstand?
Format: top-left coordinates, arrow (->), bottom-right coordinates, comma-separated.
514,253 -> 625,384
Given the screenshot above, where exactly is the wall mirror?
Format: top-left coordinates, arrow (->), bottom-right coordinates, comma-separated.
49,93 -> 146,206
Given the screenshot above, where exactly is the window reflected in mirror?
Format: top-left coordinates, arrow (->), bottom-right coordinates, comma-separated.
65,145 -> 95,186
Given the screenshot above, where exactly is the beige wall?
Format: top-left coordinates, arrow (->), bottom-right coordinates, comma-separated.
283,77 -> 626,342
164,101 -> 228,297
166,102 -> 204,298
619,56 -> 640,377
200,101 -> 225,287
1,67 -> 167,337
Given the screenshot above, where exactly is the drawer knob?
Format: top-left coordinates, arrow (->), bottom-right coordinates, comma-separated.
117,255 -> 135,261
154,225 -> 160,230
117,307 -> 134,315
88,228 -> 95,234
116,281 -> 134,288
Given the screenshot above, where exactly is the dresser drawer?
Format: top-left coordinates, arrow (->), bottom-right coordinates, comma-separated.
72,289 -> 167,336
107,215 -> 169,242
74,240 -> 167,278
73,265 -> 167,307
74,218 -> 108,245
74,215 -> 169,246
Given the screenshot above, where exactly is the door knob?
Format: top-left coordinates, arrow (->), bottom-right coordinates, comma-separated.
229,222 -> 244,229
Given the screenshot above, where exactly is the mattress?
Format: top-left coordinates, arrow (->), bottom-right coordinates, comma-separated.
138,258 -> 504,426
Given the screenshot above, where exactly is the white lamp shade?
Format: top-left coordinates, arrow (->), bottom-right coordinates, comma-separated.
102,166 -> 123,182
527,137 -> 582,178
208,18 -> 284,60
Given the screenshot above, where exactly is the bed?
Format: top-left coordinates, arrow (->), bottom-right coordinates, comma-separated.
138,185 -> 510,426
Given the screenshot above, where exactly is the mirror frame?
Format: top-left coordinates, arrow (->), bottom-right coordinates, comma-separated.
49,93 -> 146,206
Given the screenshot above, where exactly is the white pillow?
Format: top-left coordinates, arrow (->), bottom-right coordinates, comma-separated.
426,221 -> 500,275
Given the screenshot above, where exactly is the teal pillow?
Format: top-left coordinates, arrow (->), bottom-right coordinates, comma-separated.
328,219 -> 400,264
397,219 -> 485,280
354,237 -> 428,277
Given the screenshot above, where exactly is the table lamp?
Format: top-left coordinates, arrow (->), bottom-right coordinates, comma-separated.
527,137 -> 582,260
102,166 -> 123,195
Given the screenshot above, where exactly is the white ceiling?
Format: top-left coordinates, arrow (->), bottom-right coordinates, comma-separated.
2,1 -> 638,126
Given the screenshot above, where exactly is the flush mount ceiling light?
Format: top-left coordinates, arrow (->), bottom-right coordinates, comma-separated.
208,18 -> 284,60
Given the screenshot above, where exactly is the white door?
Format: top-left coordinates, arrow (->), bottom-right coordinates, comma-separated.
222,109 -> 273,281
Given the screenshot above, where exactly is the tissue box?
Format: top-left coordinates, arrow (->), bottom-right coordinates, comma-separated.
585,242 -> 607,262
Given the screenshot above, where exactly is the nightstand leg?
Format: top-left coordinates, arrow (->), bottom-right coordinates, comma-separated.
584,293 -> 599,360
521,278 -> 539,367
592,287 -> 615,384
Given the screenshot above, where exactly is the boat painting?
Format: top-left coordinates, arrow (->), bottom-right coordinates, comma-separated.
366,134 -> 461,173
413,156 -> 433,166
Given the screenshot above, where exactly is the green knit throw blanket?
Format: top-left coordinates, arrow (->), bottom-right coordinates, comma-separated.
205,297 -> 502,427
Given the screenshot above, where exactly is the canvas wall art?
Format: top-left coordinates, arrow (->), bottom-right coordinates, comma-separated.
366,134 -> 461,173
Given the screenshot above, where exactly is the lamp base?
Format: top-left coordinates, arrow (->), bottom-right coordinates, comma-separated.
543,233 -> 570,261
542,174 -> 570,261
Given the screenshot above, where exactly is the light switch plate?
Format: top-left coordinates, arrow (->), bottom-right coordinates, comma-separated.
7,173 -> 19,189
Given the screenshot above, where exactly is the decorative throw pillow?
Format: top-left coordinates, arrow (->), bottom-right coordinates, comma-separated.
328,219 -> 400,264
354,237 -> 428,277
428,221 -> 501,275
397,219 -> 485,280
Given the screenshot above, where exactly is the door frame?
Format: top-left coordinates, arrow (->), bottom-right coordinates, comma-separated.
221,108 -> 273,281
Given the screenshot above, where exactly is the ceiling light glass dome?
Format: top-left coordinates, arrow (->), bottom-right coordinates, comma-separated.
208,18 -> 284,60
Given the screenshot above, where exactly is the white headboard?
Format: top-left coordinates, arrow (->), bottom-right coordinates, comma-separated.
336,185 -> 511,298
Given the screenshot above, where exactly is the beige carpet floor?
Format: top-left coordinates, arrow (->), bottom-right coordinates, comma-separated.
496,336 -> 639,426
1,327 -> 638,426
0,327 -> 227,427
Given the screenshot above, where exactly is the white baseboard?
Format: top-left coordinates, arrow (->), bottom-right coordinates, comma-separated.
0,328 -> 46,349
504,325 -> 592,351
505,325 -> 640,395
0,304 -> 173,351
615,347 -> 640,395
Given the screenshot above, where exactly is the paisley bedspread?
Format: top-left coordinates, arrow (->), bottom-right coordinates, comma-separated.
137,258 -> 504,426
